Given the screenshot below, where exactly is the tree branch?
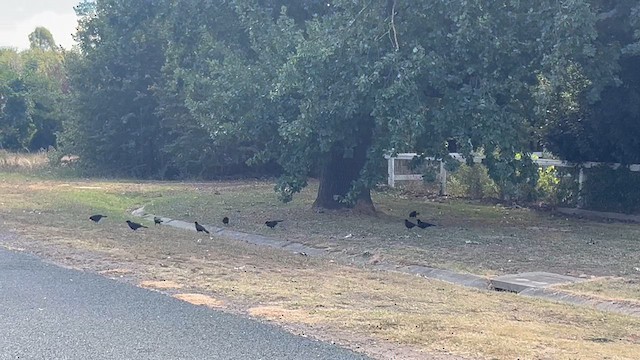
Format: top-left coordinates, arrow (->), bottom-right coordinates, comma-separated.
389,0 -> 399,51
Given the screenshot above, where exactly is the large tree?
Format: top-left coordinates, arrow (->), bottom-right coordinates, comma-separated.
65,0 -> 167,177
63,0 -> 619,207
28,27 -> 59,52
155,0 -> 277,179
543,0 -> 640,163
176,0 -> 607,210
0,31 -> 66,151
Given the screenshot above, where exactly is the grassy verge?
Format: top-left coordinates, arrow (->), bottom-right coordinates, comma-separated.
140,177 -> 640,279
1,173 -> 640,359
556,278 -> 640,305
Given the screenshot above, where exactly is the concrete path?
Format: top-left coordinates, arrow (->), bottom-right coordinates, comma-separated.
0,247 -> 370,360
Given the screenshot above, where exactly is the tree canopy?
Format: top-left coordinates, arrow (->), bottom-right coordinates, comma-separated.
543,0 -> 640,164
28,27 -> 59,52
54,0 -> 640,208
0,30 -> 66,151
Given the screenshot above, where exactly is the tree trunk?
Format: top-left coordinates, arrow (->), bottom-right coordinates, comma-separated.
312,116 -> 375,215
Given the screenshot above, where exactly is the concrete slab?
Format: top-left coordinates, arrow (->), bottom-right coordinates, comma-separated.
396,265 -> 490,290
491,272 -> 585,293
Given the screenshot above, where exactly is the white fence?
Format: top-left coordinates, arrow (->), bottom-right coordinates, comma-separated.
384,153 -> 640,202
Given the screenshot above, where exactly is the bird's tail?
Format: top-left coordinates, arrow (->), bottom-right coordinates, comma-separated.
204,229 -> 210,234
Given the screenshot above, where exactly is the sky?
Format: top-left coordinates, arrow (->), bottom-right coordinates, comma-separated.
0,0 -> 80,50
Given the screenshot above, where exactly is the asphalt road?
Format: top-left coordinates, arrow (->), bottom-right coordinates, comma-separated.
0,247 -> 370,360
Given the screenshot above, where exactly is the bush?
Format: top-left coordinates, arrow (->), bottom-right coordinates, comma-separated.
582,166 -> 640,214
448,164 -> 498,199
536,166 -> 579,207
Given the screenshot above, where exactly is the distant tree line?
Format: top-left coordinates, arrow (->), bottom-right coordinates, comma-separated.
1,0 -> 638,210
0,27 -> 66,151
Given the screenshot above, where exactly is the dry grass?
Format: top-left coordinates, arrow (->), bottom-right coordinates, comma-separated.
0,150 -> 50,172
173,293 -> 225,308
133,178 -> 640,280
1,173 -> 640,359
557,278 -> 640,305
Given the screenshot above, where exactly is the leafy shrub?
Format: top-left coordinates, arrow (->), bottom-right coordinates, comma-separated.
448,164 -> 498,199
536,165 -> 579,207
484,152 -> 540,202
582,166 -> 640,214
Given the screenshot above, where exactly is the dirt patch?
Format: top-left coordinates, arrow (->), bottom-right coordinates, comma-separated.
173,293 -> 225,308
99,268 -> 134,276
140,280 -> 184,290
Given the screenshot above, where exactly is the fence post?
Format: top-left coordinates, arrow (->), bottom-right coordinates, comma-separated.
439,160 -> 447,195
387,156 -> 395,188
577,167 -> 585,208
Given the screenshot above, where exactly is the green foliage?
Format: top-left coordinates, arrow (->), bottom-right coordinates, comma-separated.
0,77 -> 34,149
56,0 -> 639,210
448,164 -> 498,199
535,166 -> 573,207
0,44 -> 65,151
536,166 -> 560,205
535,166 -> 580,207
64,0 -> 168,177
484,151 -> 539,202
542,0 -> 640,164
28,27 -> 58,51
582,166 -> 640,214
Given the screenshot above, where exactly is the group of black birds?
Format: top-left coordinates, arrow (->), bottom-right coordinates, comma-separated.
404,211 -> 436,229
89,209 -> 432,234
88,213 -> 285,232
89,214 -> 151,230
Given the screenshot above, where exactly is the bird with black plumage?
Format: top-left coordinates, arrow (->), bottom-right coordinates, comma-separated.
416,219 -> 435,229
265,220 -> 283,229
126,220 -> 147,231
89,214 -> 107,223
404,219 -> 416,229
195,221 -> 210,234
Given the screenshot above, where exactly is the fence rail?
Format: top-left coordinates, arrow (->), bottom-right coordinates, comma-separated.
384,153 -> 640,205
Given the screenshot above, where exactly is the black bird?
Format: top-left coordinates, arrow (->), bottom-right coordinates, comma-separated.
154,216 -> 163,225
416,219 -> 436,229
265,220 -> 283,229
409,210 -> 419,218
195,221 -> 210,234
89,214 -> 107,223
222,216 -> 229,225
404,219 -> 416,229
126,220 -> 147,231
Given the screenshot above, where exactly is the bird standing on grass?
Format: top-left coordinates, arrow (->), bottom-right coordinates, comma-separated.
126,220 -> 147,231
195,221 -> 210,234
89,214 -> 107,223
265,220 -> 283,229
409,210 -> 419,218
416,219 -> 435,228
404,219 -> 416,229
222,216 -> 229,225
154,216 -> 163,225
